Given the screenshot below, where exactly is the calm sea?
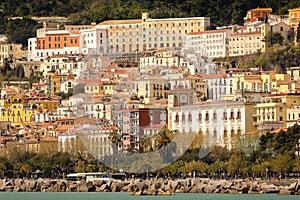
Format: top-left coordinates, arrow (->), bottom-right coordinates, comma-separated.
0,193 -> 299,200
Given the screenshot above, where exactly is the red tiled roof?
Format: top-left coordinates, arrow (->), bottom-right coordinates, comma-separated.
144,124 -> 166,130
201,74 -> 227,79
55,125 -> 74,131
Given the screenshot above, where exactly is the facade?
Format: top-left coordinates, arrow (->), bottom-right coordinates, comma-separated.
228,31 -> 262,56
28,30 -> 80,61
139,107 -> 168,136
253,94 -> 300,131
139,50 -> 184,77
168,100 -> 256,149
40,54 -> 85,79
288,7 -> 300,30
95,12 -> 210,54
0,43 -> 24,65
244,7 -> 272,24
202,74 -> 229,100
111,101 -> 140,150
186,75 -> 208,102
185,29 -> 231,58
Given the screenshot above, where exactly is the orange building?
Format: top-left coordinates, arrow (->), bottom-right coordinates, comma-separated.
244,8 -> 272,24
28,30 -> 80,61
36,30 -> 79,50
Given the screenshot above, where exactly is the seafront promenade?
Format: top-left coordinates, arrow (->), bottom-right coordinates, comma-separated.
0,178 -> 300,195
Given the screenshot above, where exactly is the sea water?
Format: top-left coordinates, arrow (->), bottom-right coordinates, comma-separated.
0,193 -> 299,200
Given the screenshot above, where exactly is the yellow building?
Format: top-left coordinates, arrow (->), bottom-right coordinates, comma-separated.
47,72 -> 73,96
288,7 -> 300,30
135,77 -> 170,104
228,31 -> 262,56
83,79 -> 101,94
233,72 -> 291,94
186,75 -> 208,102
0,95 -> 36,125
0,95 -> 60,125
253,94 -> 300,131
99,80 -> 117,95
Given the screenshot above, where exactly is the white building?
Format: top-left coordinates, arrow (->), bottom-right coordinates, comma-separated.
168,100 -> 256,149
185,29 -> 232,58
202,74 -> 230,100
28,30 -> 80,61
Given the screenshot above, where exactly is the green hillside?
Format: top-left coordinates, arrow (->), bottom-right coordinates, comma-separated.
1,0 -> 300,27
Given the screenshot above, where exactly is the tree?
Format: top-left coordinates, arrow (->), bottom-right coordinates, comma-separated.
155,128 -> 176,163
271,154 -> 291,176
227,153 -> 249,176
264,32 -> 284,48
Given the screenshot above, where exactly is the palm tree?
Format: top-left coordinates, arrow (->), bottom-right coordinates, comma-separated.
155,129 -> 176,163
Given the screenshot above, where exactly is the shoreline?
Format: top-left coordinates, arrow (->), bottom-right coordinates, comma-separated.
0,178 -> 300,195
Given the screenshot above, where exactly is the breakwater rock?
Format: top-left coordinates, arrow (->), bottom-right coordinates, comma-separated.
0,178 -> 300,195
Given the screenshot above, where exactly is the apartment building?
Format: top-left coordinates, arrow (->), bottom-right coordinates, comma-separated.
28,29 -> 80,61
228,31 -> 262,56
0,42 -> 24,65
94,12 -> 210,55
288,7 -> 300,30
253,94 -> 300,131
111,100 -> 140,150
186,75 -> 208,102
202,74 -> 230,100
232,72 -> 291,94
0,95 -> 59,126
185,29 -> 231,58
40,54 -> 86,79
139,50 -> 184,77
168,99 -> 256,149
244,7 -> 272,24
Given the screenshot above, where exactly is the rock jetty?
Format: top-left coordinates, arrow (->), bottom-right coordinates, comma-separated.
0,178 -> 299,195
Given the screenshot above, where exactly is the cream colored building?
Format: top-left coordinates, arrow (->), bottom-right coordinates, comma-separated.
253,94 -> 300,131
0,43 -> 24,65
96,12 -> 210,54
139,50 -> 184,77
228,31 -> 262,56
233,72 -> 291,94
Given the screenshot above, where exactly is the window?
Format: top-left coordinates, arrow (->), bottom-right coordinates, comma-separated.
175,113 -> 179,122
198,113 -> 202,121
181,114 -> 186,121
213,112 -> 217,120
205,112 -> 209,121
237,111 -> 241,119
230,111 -> 234,119
188,113 -> 192,121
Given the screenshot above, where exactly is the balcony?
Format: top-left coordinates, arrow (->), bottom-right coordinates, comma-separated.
254,121 -> 284,131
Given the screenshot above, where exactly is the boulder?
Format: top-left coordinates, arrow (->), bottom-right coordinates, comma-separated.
260,183 -> 279,193
92,179 -> 104,187
288,182 -> 298,192
4,186 -> 14,192
279,187 -> 292,195
13,178 -> 24,187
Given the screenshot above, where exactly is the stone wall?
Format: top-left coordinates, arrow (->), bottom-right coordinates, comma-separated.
0,178 -> 299,195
